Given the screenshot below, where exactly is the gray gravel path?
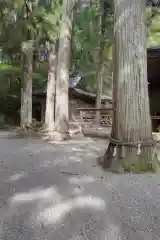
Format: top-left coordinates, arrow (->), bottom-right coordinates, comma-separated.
0,131 -> 160,240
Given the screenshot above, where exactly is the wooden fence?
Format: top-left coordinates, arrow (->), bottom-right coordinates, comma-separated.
78,108 -> 113,127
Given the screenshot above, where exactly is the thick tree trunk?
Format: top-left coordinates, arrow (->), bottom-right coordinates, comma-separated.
53,0 -> 75,140
44,44 -> 56,133
21,48 -> 33,129
103,0 -> 159,173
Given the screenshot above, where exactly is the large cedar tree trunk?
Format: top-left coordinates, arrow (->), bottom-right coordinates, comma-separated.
53,0 -> 75,140
103,0 -> 159,173
21,48 -> 33,128
44,44 -> 56,133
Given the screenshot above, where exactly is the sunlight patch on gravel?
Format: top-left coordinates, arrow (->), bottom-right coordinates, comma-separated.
10,187 -> 61,204
37,196 -> 106,224
68,176 -> 95,185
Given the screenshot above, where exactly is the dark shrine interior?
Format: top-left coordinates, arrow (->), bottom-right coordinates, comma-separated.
147,47 -> 160,131
148,47 -> 160,88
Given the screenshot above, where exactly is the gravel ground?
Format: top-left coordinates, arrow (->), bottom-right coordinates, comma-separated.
0,131 -> 160,240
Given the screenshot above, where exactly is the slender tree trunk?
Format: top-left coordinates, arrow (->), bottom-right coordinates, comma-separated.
95,51 -> 102,125
20,0 -> 33,131
103,0 -> 159,173
21,47 -> 33,128
44,44 -> 56,133
53,0 -> 75,140
95,2 -> 102,126
96,0 -> 106,125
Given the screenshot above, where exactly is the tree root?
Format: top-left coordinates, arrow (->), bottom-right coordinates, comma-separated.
15,125 -> 41,138
45,130 -> 71,141
99,141 -> 160,174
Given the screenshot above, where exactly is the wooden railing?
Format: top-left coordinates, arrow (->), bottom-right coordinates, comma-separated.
151,116 -> 160,120
78,108 -> 113,126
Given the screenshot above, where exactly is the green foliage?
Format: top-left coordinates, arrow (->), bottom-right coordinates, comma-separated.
0,0 -> 61,59
0,63 -> 45,99
1,0 -> 160,100
147,7 -> 160,46
72,2 -> 113,94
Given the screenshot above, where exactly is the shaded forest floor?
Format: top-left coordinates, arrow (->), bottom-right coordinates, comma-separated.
0,131 -> 160,239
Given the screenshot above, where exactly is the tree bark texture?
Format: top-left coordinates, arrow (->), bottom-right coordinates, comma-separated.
54,0 -> 75,140
45,44 -> 56,133
96,0 -> 107,125
103,0 -> 159,173
21,48 -> 33,128
95,50 -> 103,125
